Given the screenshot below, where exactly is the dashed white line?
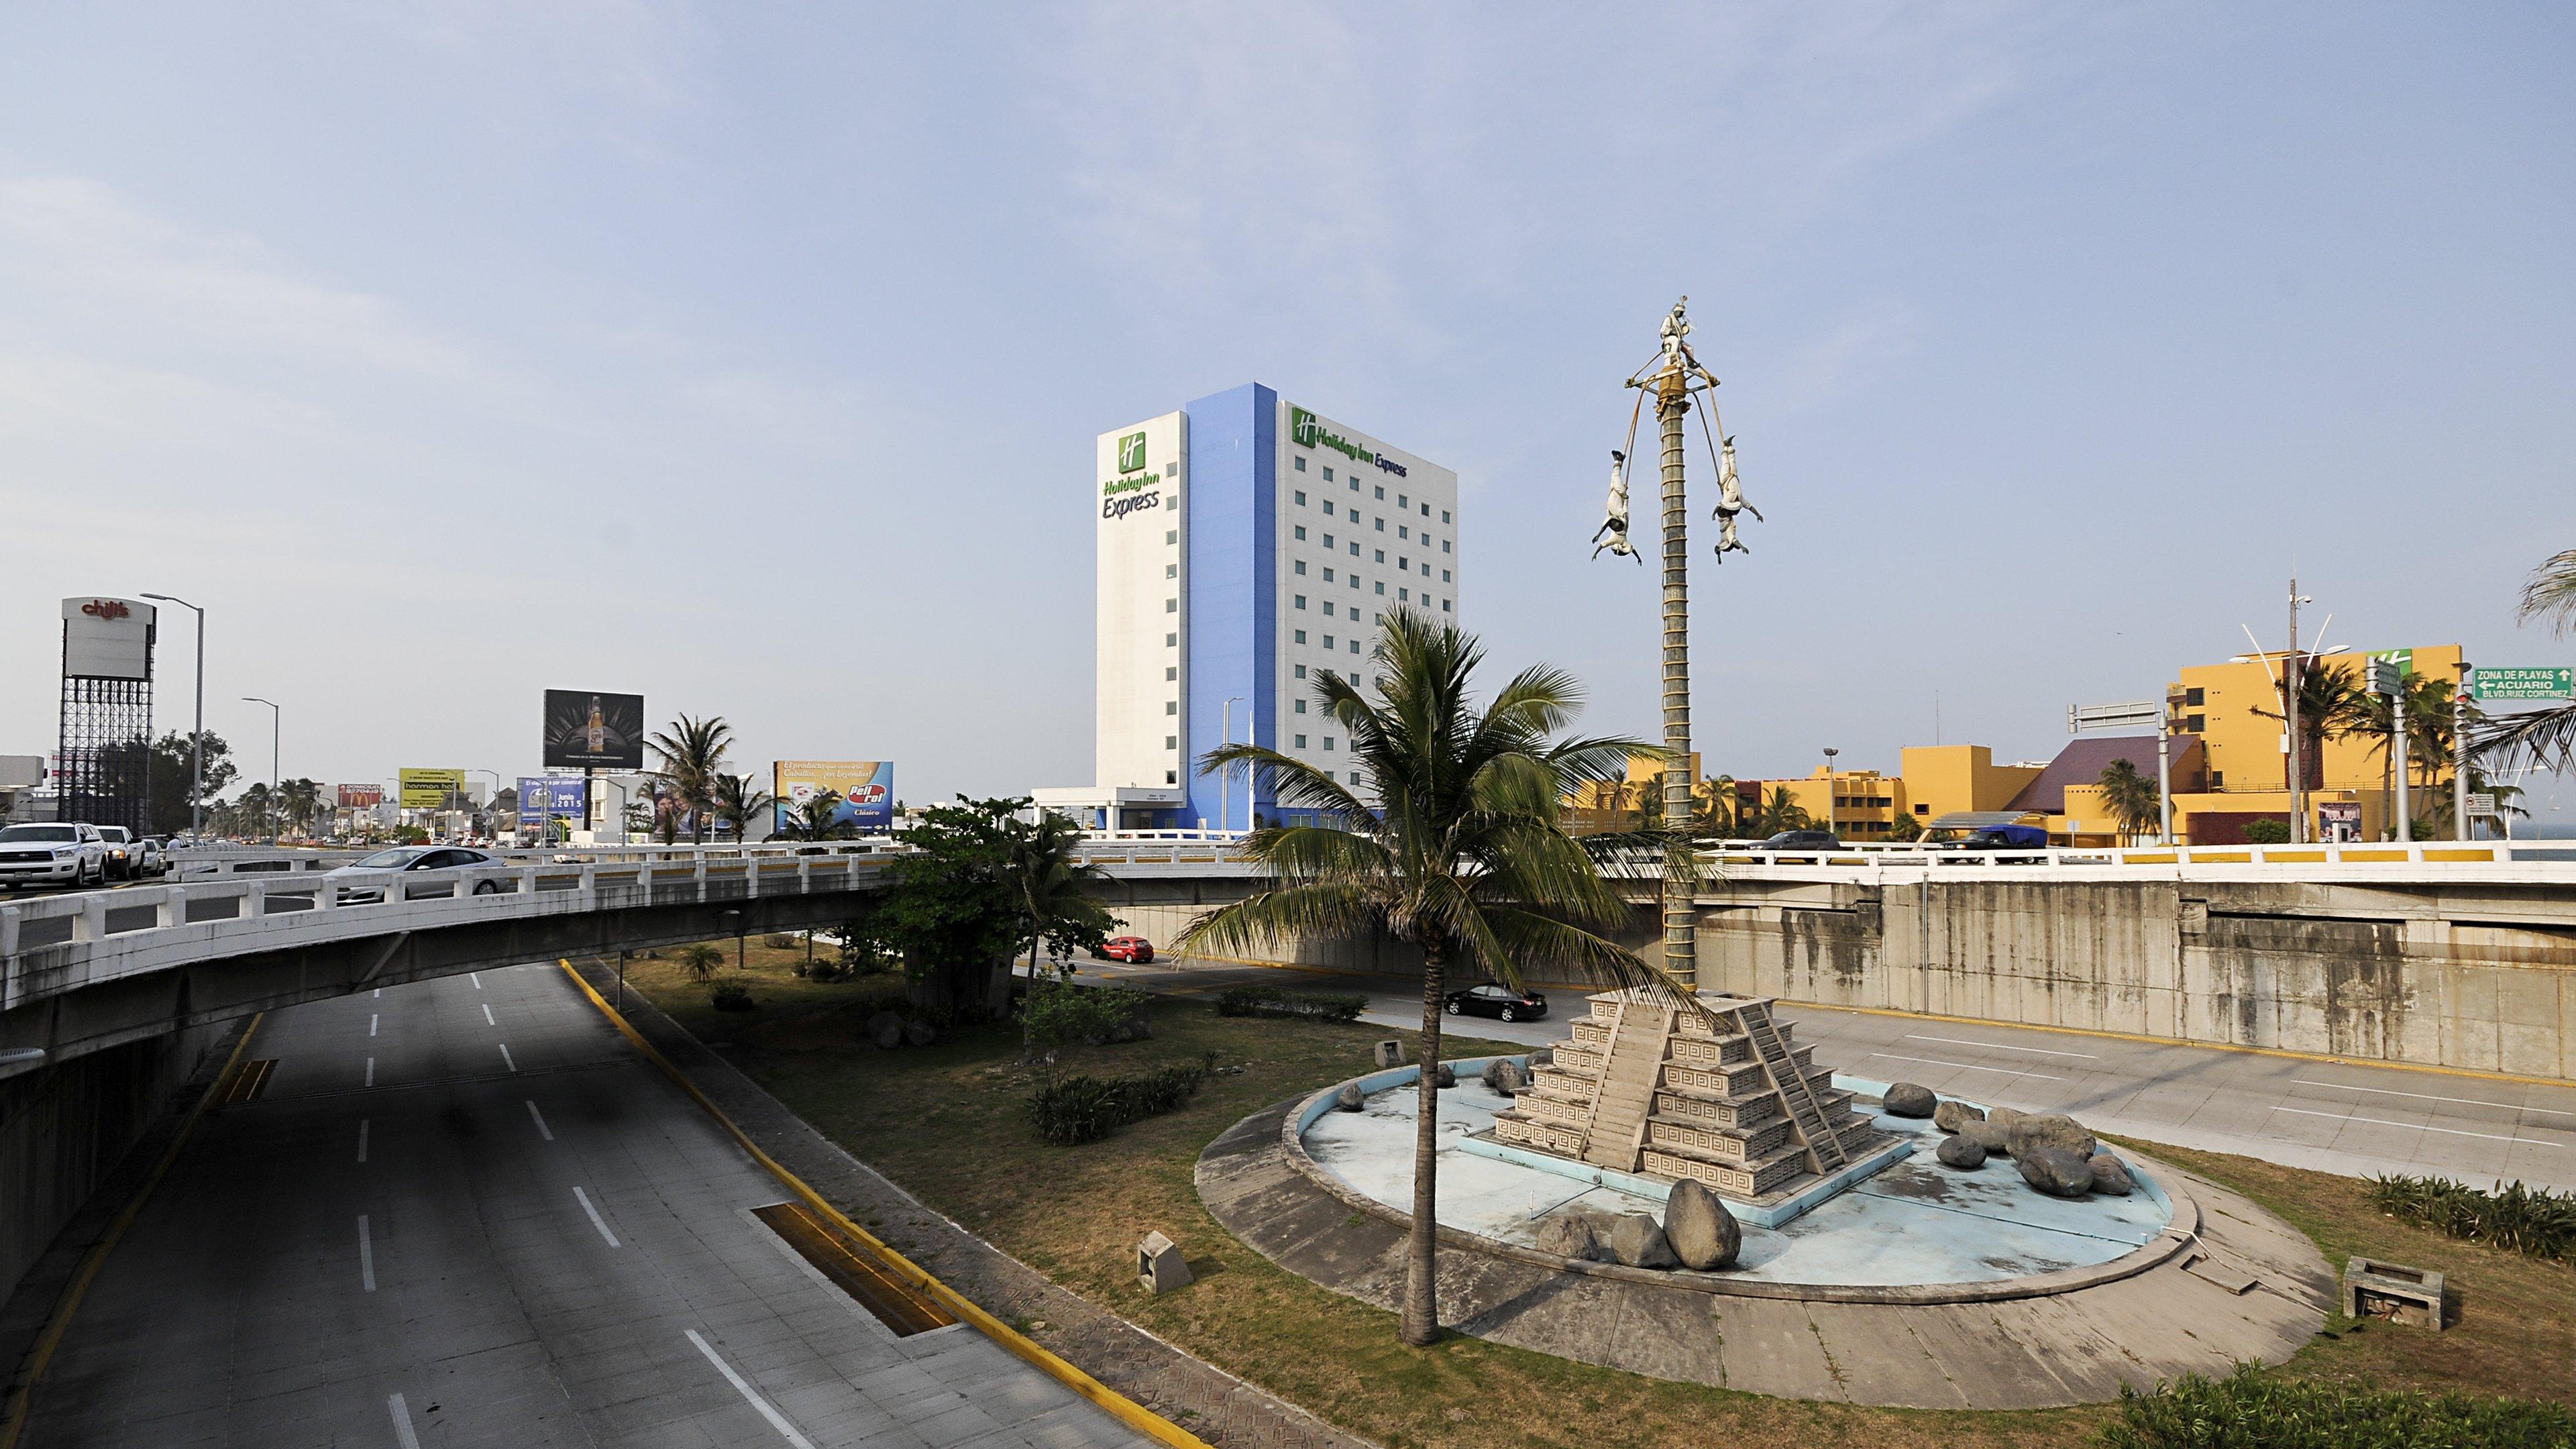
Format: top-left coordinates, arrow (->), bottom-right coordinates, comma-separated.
2268,1105 -> 2561,1147
388,1393 -> 422,1449
498,1043 -> 517,1073
526,1099 -> 553,1141
369,1014 -> 379,1037
2290,1077 -> 2576,1120
470,971 -> 483,989
1866,1051 -> 2064,1081
574,1186 -> 621,1247
356,1119 -> 370,1164
358,1215 -> 376,1292
364,1057 -> 375,1088
686,1330 -> 814,1448
1905,1033 -> 2097,1060
372,987 -> 381,999
482,1003 -> 496,1026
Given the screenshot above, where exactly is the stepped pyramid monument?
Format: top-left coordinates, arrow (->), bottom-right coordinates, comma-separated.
1491,988 -> 1888,1203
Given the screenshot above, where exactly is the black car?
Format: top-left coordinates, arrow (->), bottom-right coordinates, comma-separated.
1758,830 -> 1843,851
1443,983 -> 1548,1022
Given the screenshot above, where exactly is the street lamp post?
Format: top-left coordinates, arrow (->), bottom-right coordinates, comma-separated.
1219,696 -> 1244,833
1821,747 -> 1838,835
470,769 -> 503,844
241,697 -> 279,845
140,594 -> 203,841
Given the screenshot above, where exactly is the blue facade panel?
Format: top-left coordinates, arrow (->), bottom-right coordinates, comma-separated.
1183,384 -> 1276,828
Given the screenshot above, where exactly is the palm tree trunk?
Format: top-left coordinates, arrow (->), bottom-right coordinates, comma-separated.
1402,943 -> 1447,1346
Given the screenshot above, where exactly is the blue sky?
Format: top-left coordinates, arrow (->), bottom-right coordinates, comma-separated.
3,4 -> 2571,818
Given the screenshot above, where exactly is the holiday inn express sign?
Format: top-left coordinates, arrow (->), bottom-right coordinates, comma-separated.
1290,405 -> 1407,477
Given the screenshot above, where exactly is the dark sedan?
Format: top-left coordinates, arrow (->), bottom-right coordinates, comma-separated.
1443,983 -> 1547,1022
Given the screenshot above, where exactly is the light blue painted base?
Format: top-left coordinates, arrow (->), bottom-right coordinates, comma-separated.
1456,1125 -> 1914,1230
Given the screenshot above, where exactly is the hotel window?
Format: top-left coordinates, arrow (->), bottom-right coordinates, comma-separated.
1398,494 -> 1409,508
1441,599 -> 1451,612
1375,581 -> 1385,595
1165,701 -> 1177,714
1375,517 -> 1385,532
1165,633 -> 1177,646
1348,478 -> 1359,492
1324,737 -> 1336,751
1294,594 -> 1307,609
1324,601 -> 1336,616
1374,485 -> 1385,500
1324,567 -> 1336,582
1294,492 -> 1306,506
1165,666 -> 1177,680
1323,501 -> 1336,517
1295,525 -> 1307,541
1165,563 -> 1175,578
1441,510 -> 1450,523
1294,455 -> 1306,471
1442,539 -> 1451,553
1348,541 -> 1359,556
1165,739 -> 1176,751
1324,466 -> 1335,481
2186,688 -> 2204,706
1165,530 -> 1177,544
1324,634 -> 1336,649
1165,597 -> 1177,612
1420,502 -> 1430,517
1349,576 -> 1358,589
1399,588 -> 1410,602
1421,562 -> 1430,576
1442,569 -> 1450,582
1295,698 -> 1307,713
1297,734 -> 1309,749
1167,462 -> 1179,478
1322,532 -> 1335,548
1399,525 -> 1409,540
1294,559 -> 1307,575
1373,612 -> 1384,624
1295,629 -> 1307,643
1397,555 -> 1407,570
1294,664 -> 1307,678
1374,548 -> 1385,563
2186,714 -> 2205,733
1350,639 -> 1360,652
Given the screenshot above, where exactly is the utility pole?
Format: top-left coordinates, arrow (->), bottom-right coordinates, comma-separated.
2284,580 -> 2310,843
141,594 -> 203,841
242,696 -> 279,846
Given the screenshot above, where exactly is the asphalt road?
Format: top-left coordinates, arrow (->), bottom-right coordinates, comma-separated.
1079,954 -> 2576,1193
18,964 -> 1151,1449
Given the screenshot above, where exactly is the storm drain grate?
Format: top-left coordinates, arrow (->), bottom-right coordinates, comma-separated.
753,1201 -> 957,1336
215,1059 -> 278,1106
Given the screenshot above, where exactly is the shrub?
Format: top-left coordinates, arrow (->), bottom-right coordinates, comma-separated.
2368,1174 -> 2576,1260
2098,1364 -> 2576,1448
709,981 -> 754,1012
764,933 -> 798,950
680,944 -> 725,983
1216,985 -> 1368,1022
1019,982 -> 1150,1049
2241,818 -> 2292,845
1024,1058 -> 1210,1145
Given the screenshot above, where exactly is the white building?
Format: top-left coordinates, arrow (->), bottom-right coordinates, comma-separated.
1081,383 -> 1458,830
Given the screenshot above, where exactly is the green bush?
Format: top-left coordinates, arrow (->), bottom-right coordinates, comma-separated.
1024,1059 -> 1210,1145
1018,982 -> 1150,1049
2241,818 -> 2292,845
2098,1364 -> 2576,1448
1215,985 -> 1368,1022
680,943 -> 726,984
709,981 -> 754,1012
2368,1174 -> 2576,1261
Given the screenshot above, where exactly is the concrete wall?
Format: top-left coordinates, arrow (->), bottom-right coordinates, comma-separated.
1,1019 -> 227,1301
1695,878 -> 2576,1079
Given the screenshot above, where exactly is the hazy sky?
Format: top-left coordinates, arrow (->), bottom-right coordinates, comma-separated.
4,5 -> 2571,818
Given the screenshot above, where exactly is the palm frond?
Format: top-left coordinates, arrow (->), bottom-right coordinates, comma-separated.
1176,881 -> 1383,959
2473,700 -> 2576,772
2516,548 -> 2576,636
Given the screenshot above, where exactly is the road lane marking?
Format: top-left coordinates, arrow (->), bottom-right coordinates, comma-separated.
498,1044 -> 517,1073
358,1216 -> 376,1291
471,971 -> 483,989
685,1330 -> 814,1448
482,1004 -> 496,1026
388,1393 -> 422,1449
573,1186 -> 621,1246
357,1120 -> 369,1164
364,1057 -> 374,1088
373,988 -> 381,999
526,1099 -> 553,1140
370,1014 -> 379,1037
2290,1077 -> 2576,1120
2267,1105 -> 2562,1147
1866,1051 -> 2064,1081
1906,1033 -> 2098,1060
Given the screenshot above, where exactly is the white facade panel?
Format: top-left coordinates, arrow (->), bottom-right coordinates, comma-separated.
1095,412 -> 1187,790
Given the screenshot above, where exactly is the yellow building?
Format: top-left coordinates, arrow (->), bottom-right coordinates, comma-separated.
1564,751 -> 1735,835
1897,745 -> 2045,824
2163,644 -> 2465,843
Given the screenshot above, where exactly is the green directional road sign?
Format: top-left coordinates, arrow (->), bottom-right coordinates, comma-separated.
2469,666 -> 2575,701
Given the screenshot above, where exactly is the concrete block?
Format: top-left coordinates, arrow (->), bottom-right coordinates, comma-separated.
2342,1256 -> 2443,1330
1136,1232 -> 1192,1295
1371,1039 -> 1405,1069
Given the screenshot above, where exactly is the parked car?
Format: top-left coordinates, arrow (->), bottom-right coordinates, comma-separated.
1923,824 -> 2051,852
1091,935 -> 1155,964
1443,982 -> 1548,1022
0,823 -> 109,889
324,845 -> 506,902
1757,829 -> 1843,853
93,826 -> 168,881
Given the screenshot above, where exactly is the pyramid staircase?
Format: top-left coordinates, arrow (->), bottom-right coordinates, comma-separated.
1492,989 -> 1882,1204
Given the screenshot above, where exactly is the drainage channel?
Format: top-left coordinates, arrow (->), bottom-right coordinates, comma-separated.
752,1201 -> 957,1337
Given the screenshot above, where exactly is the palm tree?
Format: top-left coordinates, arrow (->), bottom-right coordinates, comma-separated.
2474,546 -> 2576,772
776,790 -> 851,842
647,714 -> 734,844
1004,810 -> 1113,986
709,772 -> 775,842
1177,608 -> 1686,1347
1887,810 -> 1923,842
2096,757 -> 2160,843
1702,774 -> 1741,837
1748,785 -> 1812,837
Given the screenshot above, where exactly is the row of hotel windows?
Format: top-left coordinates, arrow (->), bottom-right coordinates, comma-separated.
1292,456 -> 1446,519
1291,490 -> 1449,547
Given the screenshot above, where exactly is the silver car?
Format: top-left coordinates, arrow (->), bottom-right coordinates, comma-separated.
0,823 -> 109,889
325,845 -> 508,902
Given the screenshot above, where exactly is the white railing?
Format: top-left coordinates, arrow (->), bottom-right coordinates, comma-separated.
1697,837 -> 2576,881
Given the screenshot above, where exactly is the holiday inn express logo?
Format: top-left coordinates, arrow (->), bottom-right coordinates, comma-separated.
1118,431 -> 1147,474
1289,404 -> 1379,468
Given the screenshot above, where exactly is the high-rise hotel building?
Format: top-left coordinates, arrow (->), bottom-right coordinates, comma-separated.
1093,384 -> 1458,830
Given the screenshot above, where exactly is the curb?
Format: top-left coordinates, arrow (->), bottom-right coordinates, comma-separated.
553,961 -> 1214,1449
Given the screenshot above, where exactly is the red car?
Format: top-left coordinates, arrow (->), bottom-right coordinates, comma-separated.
1094,936 -> 1155,964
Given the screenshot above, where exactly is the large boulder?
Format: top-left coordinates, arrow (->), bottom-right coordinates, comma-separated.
2006,1112 -> 2096,1163
1600,1214 -> 1681,1270
1662,1179 -> 1741,1270
1528,1046 -> 1555,1070
1432,1062 -> 1456,1089
868,1012 -> 904,1050
1984,1105 -> 2027,1135
1936,1133 -> 1988,1169
1933,1099 -> 1987,1134
1335,1083 -> 1365,1112
1535,1212 -> 1613,1263
2088,1152 -> 2135,1196
1963,1118 -> 2014,1157
902,1019 -> 938,1047
2017,1146 -> 2095,1198
1881,1082 -> 1938,1118
1481,1059 -> 1527,1095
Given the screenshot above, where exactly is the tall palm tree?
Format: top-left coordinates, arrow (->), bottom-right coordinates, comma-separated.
1749,784 -> 1812,837
1702,774 -> 1741,837
2474,547 -> 2576,772
2096,757 -> 2159,843
647,714 -> 734,844
1005,810 -> 1113,984
709,772 -> 775,841
1177,608 -> 1686,1347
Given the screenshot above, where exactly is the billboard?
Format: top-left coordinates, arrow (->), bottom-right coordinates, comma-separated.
60,597 -> 156,680
337,784 -> 384,810
516,775 -> 588,828
543,690 -> 645,769
773,760 -> 895,833
398,768 -> 468,808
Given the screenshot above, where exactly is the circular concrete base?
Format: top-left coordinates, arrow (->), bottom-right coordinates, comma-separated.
1197,1092 -> 2337,1409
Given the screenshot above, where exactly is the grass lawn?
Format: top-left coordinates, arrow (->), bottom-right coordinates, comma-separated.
614,939 -> 2576,1448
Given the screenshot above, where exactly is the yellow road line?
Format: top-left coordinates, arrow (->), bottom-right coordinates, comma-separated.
0,1014 -> 264,1449
554,961 -> 1214,1449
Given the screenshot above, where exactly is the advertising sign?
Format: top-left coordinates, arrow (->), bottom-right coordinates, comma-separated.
516,775 -> 588,828
2318,800 -> 2362,843
336,784 -> 384,810
398,768 -> 468,808
543,690 -> 645,769
773,760 -> 895,832
2468,666 -> 2574,701
60,596 -> 156,680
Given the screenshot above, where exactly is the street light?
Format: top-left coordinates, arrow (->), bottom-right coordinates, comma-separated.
1220,695 -> 1245,834
140,594 -> 203,841
241,697 -> 279,845
470,769 -> 502,843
